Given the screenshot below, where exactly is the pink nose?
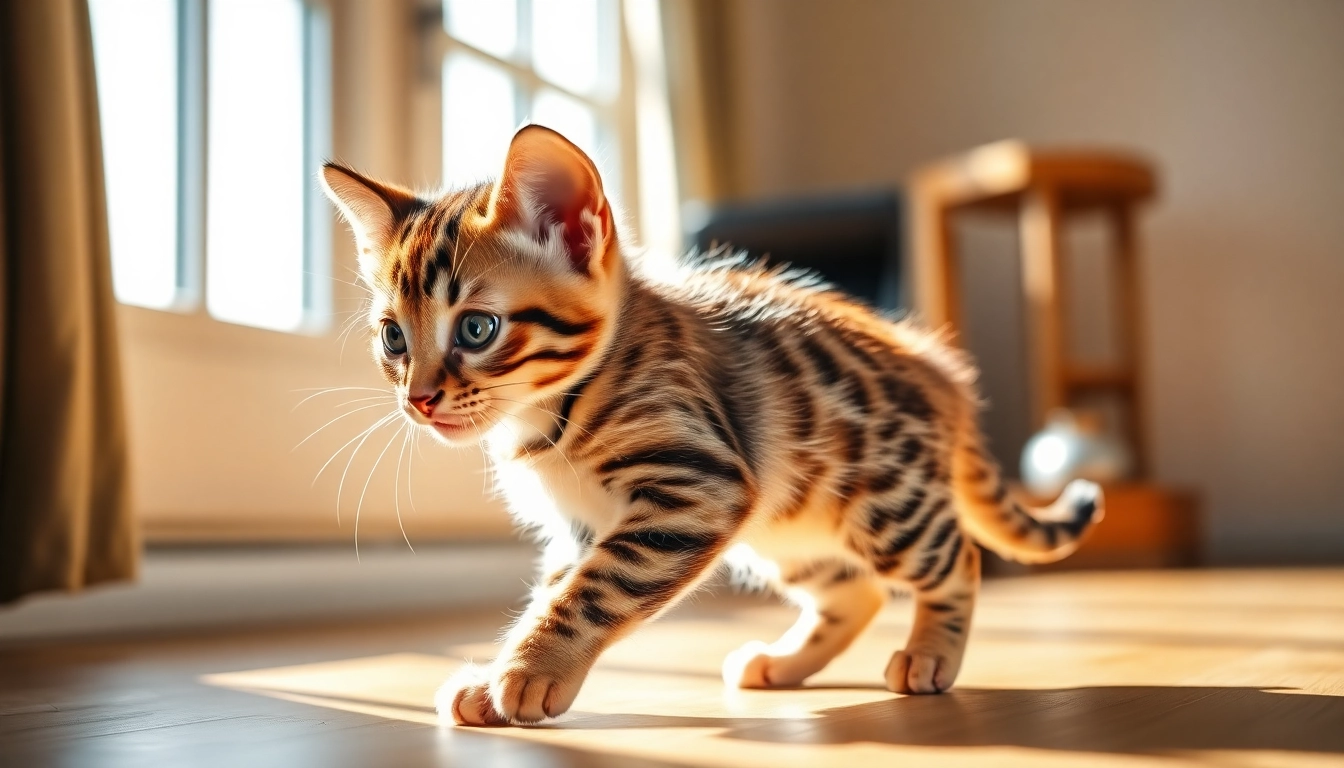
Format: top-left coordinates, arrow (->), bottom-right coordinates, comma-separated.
409,390 -> 443,417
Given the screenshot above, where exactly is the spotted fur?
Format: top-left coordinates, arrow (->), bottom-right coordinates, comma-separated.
321,126 -> 1103,726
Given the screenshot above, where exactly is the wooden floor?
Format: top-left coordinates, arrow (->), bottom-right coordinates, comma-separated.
3,568 -> 1343,767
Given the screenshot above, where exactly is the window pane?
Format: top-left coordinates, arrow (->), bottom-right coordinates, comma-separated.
443,54 -> 517,186
206,0 -> 307,331
531,90 -> 619,201
532,0 -> 601,95
444,0 -> 517,59
89,0 -> 179,310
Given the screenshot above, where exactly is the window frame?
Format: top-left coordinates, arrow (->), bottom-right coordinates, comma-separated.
105,0 -> 509,543
98,0 -> 334,335
409,0 -> 642,227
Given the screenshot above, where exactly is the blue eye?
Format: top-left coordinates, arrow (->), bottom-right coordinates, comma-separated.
456,312 -> 498,350
381,321 -> 406,355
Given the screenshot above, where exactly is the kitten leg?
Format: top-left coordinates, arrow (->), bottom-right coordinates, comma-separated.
437,535 -> 579,726
442,513 -> 741,725
885,539 -> 980,694
724,566 -> 884,689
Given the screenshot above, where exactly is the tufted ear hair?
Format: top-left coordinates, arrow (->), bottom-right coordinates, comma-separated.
320,163 -> 423,275
486,125 -> 614,275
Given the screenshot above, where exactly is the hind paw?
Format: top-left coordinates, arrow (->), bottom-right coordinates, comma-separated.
884,649 -> 959,695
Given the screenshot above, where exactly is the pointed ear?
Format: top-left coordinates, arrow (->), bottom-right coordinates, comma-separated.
487,125 -> 614,274
320,163 -> 422,272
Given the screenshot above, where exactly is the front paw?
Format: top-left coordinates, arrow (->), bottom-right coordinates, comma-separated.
436,662 -> 508,726
489,660 -> 586,724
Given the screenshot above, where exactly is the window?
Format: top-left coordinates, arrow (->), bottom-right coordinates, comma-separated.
89,0 -> 330,333
84,1 -> 661,543
430,0 -> 626,200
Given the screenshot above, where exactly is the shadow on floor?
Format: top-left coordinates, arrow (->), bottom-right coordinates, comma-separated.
557,686 -> 1344,755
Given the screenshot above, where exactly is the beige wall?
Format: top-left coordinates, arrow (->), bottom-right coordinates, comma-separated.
709,0 -> 1344,562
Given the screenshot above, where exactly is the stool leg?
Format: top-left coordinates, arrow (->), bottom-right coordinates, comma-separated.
1111,203 -> 1148,476
1020,187 -> 1068,431
911,189 -> 961,332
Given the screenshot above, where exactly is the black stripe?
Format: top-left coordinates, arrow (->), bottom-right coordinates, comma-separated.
444,207 -> 464,242
549,375 -> 590,441
598,540 -> 645,565
484,347 -> 587,377
598,447 -> 744,484
618,340 -> 644,372
868,487 -> 924,534
844,376 -> 871,415
898,437 -> 923,465
790,388 -> 816,440
421,253 -> 439,296
606,529 -> 718,555
767,338 -> 804,379
509,307 -> 597,336
577,588 -> 620,627
1041,521 -> 1060,549
588,569 -> 681,601
880,496 -> 947,557
908,551 -> 941,581
925,516 -> 959,551
707,354 -> 760,472
923,532 -> 965,590
1063,498 -> 1097,536
879,375 -> 935,421
629,485 -> 697,510
868,466 -> 903,496
799,334 -> 843,386
550,621 -> 578,639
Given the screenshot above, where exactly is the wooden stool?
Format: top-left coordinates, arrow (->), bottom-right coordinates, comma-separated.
910,141 -> 1157,473
910,141 -> 1201,569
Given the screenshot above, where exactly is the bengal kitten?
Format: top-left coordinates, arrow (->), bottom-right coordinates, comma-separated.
321,125 -> 1102,726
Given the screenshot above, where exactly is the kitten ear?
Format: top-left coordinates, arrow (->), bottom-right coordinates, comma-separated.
487,125 -> 614,274
320,163 -> 421,272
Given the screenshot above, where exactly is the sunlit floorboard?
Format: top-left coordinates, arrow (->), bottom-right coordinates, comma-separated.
4,569 -> 1343,767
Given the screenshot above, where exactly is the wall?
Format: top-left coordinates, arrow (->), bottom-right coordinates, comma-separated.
709,0 -> 1344,563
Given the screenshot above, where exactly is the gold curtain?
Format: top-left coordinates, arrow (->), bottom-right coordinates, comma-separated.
0,0 -> 136,604
660,0 -> 733,204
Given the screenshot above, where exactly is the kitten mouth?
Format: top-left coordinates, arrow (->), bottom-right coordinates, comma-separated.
431,412 -> 488,440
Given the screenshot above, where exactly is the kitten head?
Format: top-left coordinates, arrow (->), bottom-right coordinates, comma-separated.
321,126 -> 623,445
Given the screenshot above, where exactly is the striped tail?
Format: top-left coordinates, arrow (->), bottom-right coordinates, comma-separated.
951,421 -> 1105,564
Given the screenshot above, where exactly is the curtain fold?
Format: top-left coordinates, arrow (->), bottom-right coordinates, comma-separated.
0,0 -> 136,605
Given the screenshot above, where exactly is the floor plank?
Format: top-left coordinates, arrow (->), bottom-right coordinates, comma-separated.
2,569 -> 1342,767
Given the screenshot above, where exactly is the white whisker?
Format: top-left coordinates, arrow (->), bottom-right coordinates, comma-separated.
393,428 -> 415,553
328,412 -> 399,525
409,429 -> 422,515
354,423 -> 405,562
293,401 -> 396,452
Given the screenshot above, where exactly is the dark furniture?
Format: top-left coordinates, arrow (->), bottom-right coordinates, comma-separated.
689,190 -> 904,311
